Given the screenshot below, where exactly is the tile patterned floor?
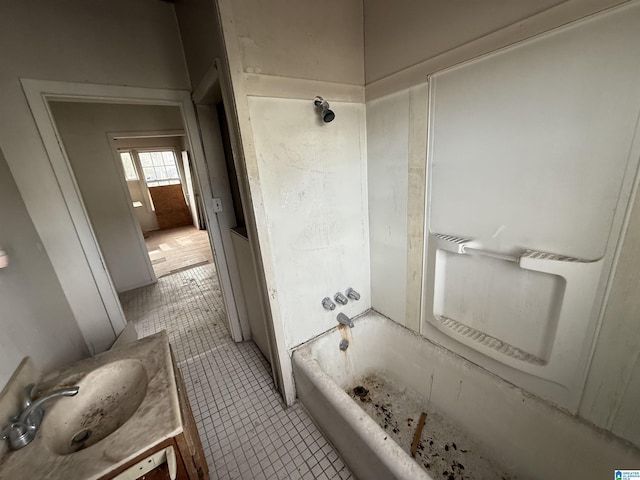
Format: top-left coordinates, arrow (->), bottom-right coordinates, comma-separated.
120,264 -> 353,480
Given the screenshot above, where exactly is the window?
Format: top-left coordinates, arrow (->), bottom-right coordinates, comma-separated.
120,151 -> 138,181
138,150 -> 181,187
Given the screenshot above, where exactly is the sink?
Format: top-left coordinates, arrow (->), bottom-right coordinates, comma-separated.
42,359 -> 148,455
0,331 -> 182,480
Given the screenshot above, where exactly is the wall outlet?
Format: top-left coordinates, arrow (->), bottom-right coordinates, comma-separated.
212,198 -> 223,213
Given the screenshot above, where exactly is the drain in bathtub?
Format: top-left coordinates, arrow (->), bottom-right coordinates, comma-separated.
353,386 -> 369,398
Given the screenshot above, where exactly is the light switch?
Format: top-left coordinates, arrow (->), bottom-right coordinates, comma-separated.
212,198 -> 223,213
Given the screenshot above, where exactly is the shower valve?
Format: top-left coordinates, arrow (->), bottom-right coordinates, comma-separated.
345,288 -> 360,301
322,297 -> 336,311
334,292 -> 348,305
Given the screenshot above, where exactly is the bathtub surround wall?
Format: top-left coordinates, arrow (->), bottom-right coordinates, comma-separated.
208,0 -> 368,403
246,97 -> 369,349
49,102 -> 185,293
368,85 -> 428,332
0,148 -> 87,388
365,0 -> 640,446
581,184 -> 640,445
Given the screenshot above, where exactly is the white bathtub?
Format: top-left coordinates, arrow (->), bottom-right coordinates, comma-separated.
292,310 -> 640,480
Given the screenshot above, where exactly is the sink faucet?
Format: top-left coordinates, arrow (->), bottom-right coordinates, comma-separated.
337,313 -> 354,328
1,384 -> 79,450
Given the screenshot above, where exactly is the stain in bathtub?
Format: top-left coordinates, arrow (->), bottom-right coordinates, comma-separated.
337,323 -> 352,343
348,373 -> 514,479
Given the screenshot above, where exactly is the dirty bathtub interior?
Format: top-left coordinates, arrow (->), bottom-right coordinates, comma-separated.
292,310 -> 640,480
347,373 -> 512,480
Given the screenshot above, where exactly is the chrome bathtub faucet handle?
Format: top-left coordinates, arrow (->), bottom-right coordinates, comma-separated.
345,288 -> 360,301
322,297 -> 336,311
334,292 -> 348,305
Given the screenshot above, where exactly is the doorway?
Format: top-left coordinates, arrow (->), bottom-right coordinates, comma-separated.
22,79 -> 250,351
113,137 -> 214,278
44,100 -> 232,344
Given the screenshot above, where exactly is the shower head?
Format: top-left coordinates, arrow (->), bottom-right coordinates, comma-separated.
314,96 -> 335,123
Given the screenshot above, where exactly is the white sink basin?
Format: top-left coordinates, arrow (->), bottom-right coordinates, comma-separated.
0,331 -> 183,480
43,359 -> 148,455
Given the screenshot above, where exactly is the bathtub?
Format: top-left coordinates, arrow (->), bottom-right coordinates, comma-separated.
292,310 -> 640,480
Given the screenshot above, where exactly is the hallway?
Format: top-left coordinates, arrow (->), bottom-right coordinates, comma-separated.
119,264 -> 353,480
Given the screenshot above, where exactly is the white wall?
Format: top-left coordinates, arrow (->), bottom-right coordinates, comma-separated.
364,0 -> 563,83
174,0 -> 224,90
217,0 -> 368,358
0,0 -> 190,353
231,229 -> 269,358
247,97 -> 370,349
196,104 -> 253,341
50,102 -> 185,293
364,0 -> 640,446
129,182 -> 159,233
0,148 -> 88,389
231,0 -> 364,84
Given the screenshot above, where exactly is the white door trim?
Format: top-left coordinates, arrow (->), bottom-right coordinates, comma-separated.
21,78 -> 245,345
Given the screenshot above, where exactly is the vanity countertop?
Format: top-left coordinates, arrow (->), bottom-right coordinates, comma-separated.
0,331 -> 183,480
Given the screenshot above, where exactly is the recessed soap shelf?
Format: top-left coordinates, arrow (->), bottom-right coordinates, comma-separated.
435,314 -> 547,365
433,233 -> 589,265
427,232 -> 604,389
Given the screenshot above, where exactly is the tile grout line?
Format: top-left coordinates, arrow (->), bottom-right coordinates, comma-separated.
120,263 -> 353,480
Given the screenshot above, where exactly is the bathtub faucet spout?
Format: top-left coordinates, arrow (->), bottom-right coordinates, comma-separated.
337,313 -> 354,328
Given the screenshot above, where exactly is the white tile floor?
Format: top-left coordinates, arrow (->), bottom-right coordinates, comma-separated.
120,264 -> 353,480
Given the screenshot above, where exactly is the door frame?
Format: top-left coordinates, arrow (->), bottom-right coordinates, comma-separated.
21,78 -> 246,343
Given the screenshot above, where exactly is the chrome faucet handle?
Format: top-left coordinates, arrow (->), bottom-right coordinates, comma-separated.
2,422 -> 35,451
334,292 -> 348,305
20,384 -> 35,411
345,288 -> 360,301
2,385 -> 79,450
322,297 -> 336,311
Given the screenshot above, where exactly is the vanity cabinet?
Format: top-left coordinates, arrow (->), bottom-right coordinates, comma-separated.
99,350 -> 208,480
